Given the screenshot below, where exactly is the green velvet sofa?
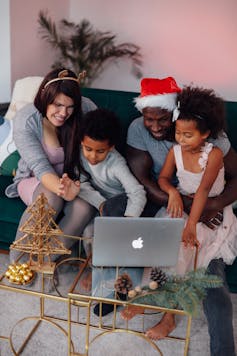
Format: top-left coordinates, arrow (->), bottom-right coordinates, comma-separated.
0,87 -> 237,292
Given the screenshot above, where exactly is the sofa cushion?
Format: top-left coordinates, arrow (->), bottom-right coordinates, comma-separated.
0,195 -> 26,225
0,77 -> 43,177
4,76 -> 43,120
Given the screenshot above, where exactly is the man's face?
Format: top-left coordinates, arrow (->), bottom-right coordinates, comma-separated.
142,107 -> 173,140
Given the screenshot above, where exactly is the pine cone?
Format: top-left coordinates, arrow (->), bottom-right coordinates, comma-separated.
150,267 -> 167,286
114,273 -> 133,294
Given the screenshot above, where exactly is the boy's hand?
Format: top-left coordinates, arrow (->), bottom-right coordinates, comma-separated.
57,173 -> 80,201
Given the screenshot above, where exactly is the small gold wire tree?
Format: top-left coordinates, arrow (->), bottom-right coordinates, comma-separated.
10,193 -> 71,274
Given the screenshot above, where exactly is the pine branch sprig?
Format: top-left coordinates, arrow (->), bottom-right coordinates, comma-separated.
123,268 -> 223,316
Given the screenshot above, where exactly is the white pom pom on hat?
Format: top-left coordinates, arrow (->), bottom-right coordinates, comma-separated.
134,77 -> 181,112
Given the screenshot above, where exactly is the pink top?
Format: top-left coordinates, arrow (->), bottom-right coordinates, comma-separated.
17,142 -> 64,205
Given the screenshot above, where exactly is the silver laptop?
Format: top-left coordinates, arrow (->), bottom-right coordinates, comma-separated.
92,216 -> 184,267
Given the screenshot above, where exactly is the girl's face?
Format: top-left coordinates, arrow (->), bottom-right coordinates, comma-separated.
175,119 -> 210,152
46,93 -> 74,127
81,135 -> 114,165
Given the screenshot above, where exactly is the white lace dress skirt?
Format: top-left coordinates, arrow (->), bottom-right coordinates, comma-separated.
176,205 -> 237,274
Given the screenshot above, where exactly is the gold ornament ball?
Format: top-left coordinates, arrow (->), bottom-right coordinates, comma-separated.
134,286 -> 142,293
23,275 -> 30,282
22,263 -> 29,269
149,281 -> 158,290
15,276 -> 21,283
128,289 -> 137,298
5,270 -> 11,277
27,271 -> 33,278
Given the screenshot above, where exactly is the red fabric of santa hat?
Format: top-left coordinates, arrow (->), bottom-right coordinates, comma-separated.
134,77 -> 181,112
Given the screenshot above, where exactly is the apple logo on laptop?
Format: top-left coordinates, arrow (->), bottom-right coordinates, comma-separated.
132,237 -> 143,249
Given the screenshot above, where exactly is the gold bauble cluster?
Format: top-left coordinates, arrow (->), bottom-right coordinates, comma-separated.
5,263 -> 34,285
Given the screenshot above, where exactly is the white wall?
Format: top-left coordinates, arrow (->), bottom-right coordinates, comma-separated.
0,1 -> 11,103
69,0 -> 237,101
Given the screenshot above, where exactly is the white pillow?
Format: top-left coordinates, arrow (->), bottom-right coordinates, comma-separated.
5,76 -> 43,120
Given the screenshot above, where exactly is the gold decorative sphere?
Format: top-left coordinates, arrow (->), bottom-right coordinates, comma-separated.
149,281 -> 158,290
128,289 -> 137,298
5,263 -> 34,285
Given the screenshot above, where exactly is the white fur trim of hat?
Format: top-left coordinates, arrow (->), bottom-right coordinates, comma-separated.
134,77 -> 181,113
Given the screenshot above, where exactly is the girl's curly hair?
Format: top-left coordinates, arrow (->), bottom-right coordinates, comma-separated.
177,86 -> 226,139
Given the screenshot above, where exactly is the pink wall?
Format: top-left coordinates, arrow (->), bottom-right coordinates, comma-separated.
8,0 -> 237,101
69,0 -> 237,101
10,0 -> 69,89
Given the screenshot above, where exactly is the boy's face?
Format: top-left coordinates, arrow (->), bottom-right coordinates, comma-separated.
81,136 -> 114,165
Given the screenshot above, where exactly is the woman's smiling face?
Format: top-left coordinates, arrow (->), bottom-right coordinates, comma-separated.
46,93 -> 74,127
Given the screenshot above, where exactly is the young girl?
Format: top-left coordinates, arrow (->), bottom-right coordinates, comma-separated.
158,86 -> 237,274
78,108 -> 147,218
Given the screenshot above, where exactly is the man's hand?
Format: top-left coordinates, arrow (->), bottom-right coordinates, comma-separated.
182,194 -> 223,230
199,210 -> 223,230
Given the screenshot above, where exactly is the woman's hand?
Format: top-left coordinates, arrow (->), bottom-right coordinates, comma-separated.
167,190 -> 183,218
57,173 -> 80,201
182,220 -> 199,248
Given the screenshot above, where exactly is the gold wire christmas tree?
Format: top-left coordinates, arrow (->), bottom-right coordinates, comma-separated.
10,193 -> 71,274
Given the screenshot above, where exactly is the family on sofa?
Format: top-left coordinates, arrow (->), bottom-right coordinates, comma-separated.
5,68 -> 237,356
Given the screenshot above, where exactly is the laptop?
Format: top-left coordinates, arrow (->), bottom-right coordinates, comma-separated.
92,216 -> 184,268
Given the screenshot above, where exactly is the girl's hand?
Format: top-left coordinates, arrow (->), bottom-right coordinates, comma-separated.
167,190 -> 183,218
57,173 -> 80,201
182,221 -> 199,248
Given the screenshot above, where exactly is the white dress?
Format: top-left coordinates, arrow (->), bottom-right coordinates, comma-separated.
173,143 -> 237,274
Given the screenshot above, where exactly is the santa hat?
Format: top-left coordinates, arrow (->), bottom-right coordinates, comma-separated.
134,77 -> 181,112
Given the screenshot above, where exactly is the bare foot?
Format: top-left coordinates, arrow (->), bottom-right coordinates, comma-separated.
120,305 -> 145,320
79,268 -> 92,292
145,313 -> 175,340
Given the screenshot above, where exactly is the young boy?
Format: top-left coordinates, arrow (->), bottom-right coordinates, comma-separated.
78,108 -> 147,217
77,108 -> 147,315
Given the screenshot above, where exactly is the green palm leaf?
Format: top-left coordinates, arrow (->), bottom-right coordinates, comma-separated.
38,11 -> 143,86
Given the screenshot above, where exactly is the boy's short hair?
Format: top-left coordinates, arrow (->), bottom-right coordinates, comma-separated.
80,108 -> 121,146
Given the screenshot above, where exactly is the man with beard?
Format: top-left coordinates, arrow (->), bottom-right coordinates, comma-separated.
120,77 -> 237,356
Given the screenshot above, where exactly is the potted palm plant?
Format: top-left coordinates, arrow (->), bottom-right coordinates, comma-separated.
38,11 -> 143,87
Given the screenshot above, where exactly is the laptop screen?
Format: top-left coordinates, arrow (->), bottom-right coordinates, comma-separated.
92,216 -> 184,267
